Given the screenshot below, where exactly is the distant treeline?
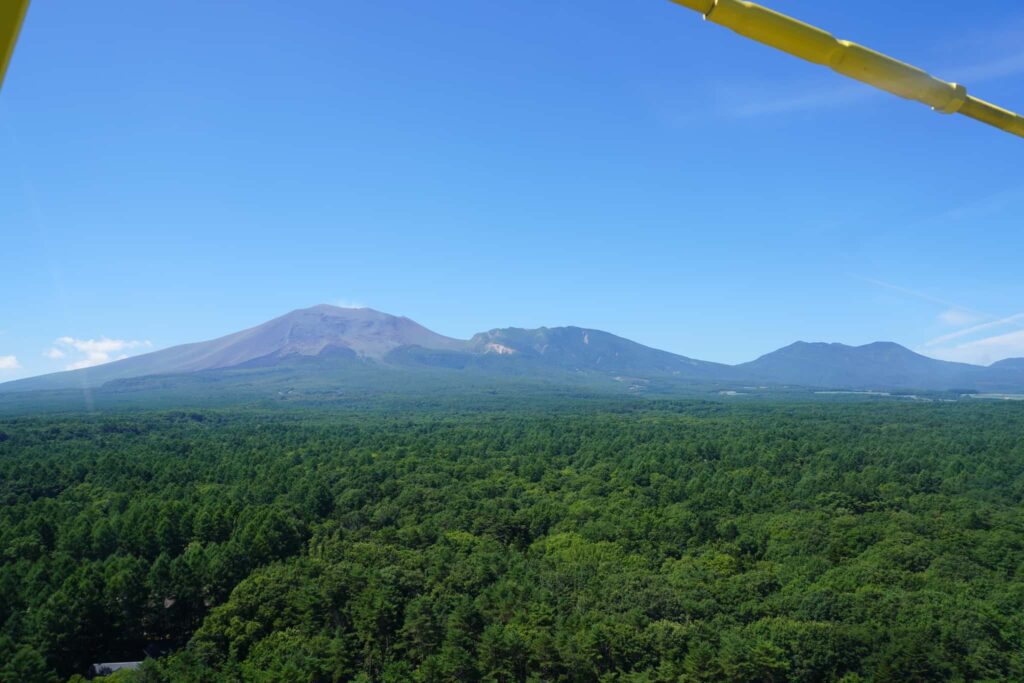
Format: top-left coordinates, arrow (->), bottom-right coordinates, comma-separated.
1,400 -> 1023,681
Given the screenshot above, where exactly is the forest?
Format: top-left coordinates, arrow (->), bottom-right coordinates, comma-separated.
1,399 -> 1024,681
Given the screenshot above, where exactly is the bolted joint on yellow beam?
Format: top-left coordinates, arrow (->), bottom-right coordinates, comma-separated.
826,40 -> 965,113
933,84 -> 968,115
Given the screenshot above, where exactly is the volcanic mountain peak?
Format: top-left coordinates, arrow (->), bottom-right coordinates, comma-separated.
257,305 -> 467,359
0,305 -> 468,392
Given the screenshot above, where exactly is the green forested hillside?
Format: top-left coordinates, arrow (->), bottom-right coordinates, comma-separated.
2,401 -> 1024,681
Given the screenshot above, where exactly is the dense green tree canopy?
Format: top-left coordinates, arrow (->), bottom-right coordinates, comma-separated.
1,400 -> 1023,681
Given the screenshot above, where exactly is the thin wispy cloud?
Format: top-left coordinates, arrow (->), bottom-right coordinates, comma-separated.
932,185 -> 1024,226
860,277 -> 1024,365
925,312 -> 1024,348
0,355 -> 20,371
48,337 -> 152,371
947,51 -> 1024,84
718,83 -> 872,119
335,299 -> 367,309
938,309 -> 984,328
926,329 -> 1024,366
859,277 -> 991,318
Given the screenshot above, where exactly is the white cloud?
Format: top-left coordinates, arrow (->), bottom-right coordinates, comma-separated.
719,83 -> 872,119
858,278 -> 1024,364
938,309 -> 984,327
49,336 -> 152,371
860,277 -> 972,310
335,299 -> 366,309
925,312 -> 1024,348
925,329 -> 1024,366
0,355 -> 20,371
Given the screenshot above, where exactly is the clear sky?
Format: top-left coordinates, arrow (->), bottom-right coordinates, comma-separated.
2,0 -> 1023,380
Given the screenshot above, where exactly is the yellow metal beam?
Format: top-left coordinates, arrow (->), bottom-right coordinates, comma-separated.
668,0 -> 1024,139
0,0 -> 30,92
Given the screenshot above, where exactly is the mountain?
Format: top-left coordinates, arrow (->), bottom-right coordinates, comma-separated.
736,341 -> 989,391
990,358 -> 1024,371
464,326 -> 734,379
0,306 -> 466,392
3,305 -> 1024,399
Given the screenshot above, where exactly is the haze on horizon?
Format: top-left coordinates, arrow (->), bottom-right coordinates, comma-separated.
2,0 -> 1023,382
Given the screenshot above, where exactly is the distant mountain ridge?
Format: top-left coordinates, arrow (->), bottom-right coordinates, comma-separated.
2,305 -> 1023,395
990,358 -> 1024,371
737,341 -> 1000,391
466,327 -> 734,379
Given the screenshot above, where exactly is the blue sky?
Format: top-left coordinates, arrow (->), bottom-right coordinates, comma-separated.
2,0 -> 1023,380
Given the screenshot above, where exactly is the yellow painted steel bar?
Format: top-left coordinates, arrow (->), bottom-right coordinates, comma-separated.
669,0 -> 1024,139
0,0 -> 30,91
